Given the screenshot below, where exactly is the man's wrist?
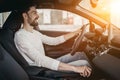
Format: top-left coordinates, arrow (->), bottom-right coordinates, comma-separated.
71,66 -> 77,72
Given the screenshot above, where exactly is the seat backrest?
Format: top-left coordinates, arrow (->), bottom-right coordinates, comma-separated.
0,29 -> 29,67
0,44 -> 29,80
0,11 -> 29,68
0,72 -> 7,80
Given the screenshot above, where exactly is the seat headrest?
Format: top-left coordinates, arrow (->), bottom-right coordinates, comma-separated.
2,11 -> 22,33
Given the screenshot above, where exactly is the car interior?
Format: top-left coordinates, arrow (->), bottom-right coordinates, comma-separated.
0,0 -> 120,80
0,10 -> 85,80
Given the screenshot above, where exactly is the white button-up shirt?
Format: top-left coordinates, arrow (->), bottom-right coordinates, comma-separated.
14,29 -> 66,70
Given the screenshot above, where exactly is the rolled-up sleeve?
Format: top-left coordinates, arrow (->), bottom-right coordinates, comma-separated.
14,34 -> 60,70
39,33 -> 66,45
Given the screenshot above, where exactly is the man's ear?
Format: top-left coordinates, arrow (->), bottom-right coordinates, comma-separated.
22,13 -> 27,19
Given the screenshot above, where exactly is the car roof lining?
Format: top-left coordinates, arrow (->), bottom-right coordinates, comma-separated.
0,0 -> 82,13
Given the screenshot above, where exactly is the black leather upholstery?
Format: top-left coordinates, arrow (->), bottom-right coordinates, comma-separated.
0,29 -> 29,67
0,72 -> 7,80
0,44 -> 29,80
93,54 -> 120,80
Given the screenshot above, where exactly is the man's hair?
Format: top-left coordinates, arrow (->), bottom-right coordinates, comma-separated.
17,2 -> 37,23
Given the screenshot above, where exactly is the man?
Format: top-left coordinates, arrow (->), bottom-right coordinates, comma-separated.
14,4 -> 92,77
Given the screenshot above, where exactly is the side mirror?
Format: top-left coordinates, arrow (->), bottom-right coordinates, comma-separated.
90,0 -> 99,8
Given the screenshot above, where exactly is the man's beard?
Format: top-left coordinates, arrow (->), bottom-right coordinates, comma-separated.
30,19 -> 39,27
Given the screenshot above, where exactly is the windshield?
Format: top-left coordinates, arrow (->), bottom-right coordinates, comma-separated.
79,0 -> 110,21
79,0 -> 120,29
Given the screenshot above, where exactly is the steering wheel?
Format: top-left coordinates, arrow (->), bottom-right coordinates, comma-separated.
70,23 -> 89,55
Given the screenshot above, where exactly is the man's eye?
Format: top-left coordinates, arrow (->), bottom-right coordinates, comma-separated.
34,12 -> 37,15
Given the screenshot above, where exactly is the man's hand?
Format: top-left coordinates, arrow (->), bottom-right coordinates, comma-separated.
58,62 -> 92,77
64,28 -> 81,41
74,66 -> 92,77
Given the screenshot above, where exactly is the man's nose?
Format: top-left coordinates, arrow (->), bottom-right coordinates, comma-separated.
36,13 -> 39,18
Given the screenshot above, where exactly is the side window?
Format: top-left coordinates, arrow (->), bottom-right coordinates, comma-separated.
0,12 -> 11,28
0,13 -> 2,28
37,9 -> 89,32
